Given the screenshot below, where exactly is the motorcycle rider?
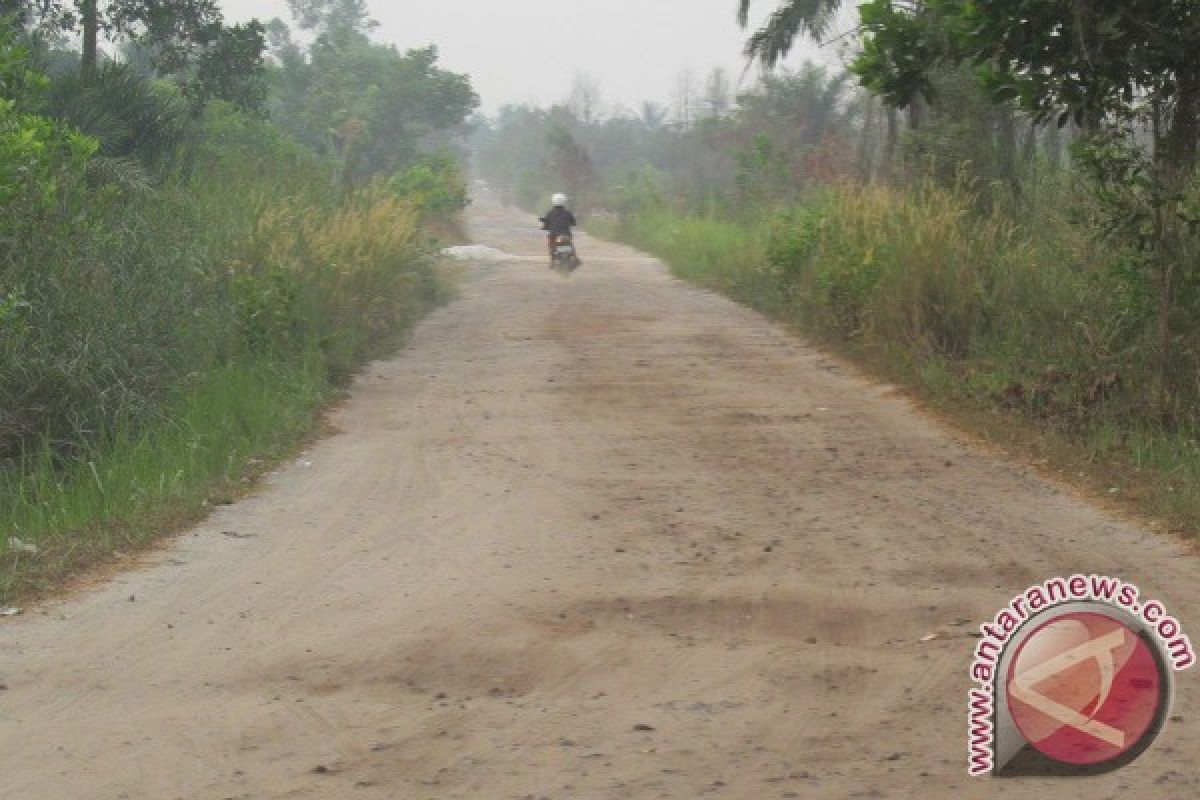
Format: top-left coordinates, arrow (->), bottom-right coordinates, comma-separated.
539,193 -> 579,266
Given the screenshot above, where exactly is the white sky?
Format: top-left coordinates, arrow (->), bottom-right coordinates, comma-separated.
219,1 -> 857,114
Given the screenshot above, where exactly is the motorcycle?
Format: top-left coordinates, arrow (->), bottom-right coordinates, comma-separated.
550,232 -> 582,272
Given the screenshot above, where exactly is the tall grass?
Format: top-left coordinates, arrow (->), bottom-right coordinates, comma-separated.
0,360 -> 326,599
0,103 -> 453,602
593,207 -> 774,310
237,183 -> 443,378
604,180 -> 1200,531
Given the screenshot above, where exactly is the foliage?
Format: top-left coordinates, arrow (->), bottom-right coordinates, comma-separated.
734,133 -> 793,208
0,13 -> 469,599
851,0 -> 943,108
388,153 -> 469,218
711,2 -> 1200,419
0,20 -> 48,105
739,65 -> 856,148
601,205 -> 771,308
545,122 -> 596,209
239,181 -> 439,378
104,0 -> 224,74
286,0 -> 375,43
5,0 -> 266,116
854,1 -> 1200,141
0,93 -> 95,208
44,62 -> 191,167
187,20 -> 267,111
0,28 -> 96,221
0,101 -> 449,600
267,10 -> 477,183
737,0 -> 844,67
604,167 -> 667,221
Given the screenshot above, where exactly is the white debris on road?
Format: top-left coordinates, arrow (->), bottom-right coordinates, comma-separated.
441,244 -> 515,261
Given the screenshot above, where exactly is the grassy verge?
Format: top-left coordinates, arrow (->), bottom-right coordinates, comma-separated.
1,360 -> 326,600
0,103 -> 463,605
0,275 -> 453,605
594,184 -> 1200,536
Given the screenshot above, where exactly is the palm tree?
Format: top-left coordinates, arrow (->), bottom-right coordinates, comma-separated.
736,0 -> 844,68
45,62 -> 193,189
738,1 -> 905,177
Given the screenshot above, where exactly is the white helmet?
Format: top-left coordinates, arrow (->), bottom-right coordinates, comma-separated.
552,193 -> 567,207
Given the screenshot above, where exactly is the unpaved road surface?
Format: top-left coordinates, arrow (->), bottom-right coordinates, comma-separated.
2,199 -> 1198,799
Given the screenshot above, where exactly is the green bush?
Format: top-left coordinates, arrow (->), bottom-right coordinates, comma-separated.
389,153 -> 469,218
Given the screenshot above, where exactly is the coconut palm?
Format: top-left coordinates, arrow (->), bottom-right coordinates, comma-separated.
736,0 -> 844,67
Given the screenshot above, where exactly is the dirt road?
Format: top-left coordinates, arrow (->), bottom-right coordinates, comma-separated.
2,198 -> 1197,799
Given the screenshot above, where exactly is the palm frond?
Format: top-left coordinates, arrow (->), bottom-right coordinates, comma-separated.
84,155 -> 155,194
740,0 -> 844,68
45,63 -> 193,166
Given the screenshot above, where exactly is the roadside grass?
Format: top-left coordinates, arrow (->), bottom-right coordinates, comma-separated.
0,251 -> 454,607
0,359 -> 327,600
0,106 -> 462,605
596,182 -> 1200,538
591,209 -> 774,311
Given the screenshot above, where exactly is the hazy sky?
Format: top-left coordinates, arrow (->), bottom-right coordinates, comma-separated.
219,1 -> 856,114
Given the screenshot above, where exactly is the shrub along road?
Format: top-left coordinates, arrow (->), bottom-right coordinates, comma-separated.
1,197 -> 1197,799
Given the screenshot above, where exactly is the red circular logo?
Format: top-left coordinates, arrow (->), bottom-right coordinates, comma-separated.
1006,612 -> 1165,766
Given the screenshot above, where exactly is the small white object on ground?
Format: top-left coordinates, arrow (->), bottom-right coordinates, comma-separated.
8,537 -> 37,555
441,245 -> 515,262
0,607 -> 21,617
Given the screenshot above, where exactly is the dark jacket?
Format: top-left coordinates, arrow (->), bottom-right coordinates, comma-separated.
540,207 -> 577,235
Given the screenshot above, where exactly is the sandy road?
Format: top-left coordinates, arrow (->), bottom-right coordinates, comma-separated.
2,197 -> 1198,799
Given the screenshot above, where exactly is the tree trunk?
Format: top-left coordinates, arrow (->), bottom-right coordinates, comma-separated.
1022,119 -> 1038,165
882,106 -> 898,182
906,94 -> 925,132
857,93 -> 877,183
81,0 -> 99,84
1045,121 -> 1063,169
995,104 -> 1021,203
903,95 -> 924,174
1163,79 -> 1200,179
1020,119 -> 1039,207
